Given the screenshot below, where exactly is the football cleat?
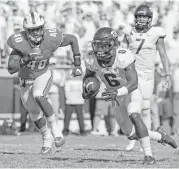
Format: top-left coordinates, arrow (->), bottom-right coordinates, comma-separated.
157,126 -> 177,149
54,137 -> 65,148
41,133 -> 54,155
142,156 -> 156,165
41,147 -> 53,155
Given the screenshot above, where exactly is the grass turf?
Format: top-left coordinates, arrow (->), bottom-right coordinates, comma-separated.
0,133 -> 179,168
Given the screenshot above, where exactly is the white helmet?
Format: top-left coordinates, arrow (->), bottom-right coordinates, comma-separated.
23,12 -> 45,44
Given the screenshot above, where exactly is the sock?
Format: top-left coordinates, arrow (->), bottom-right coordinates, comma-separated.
142,109 -> 151,130
47,114 -> 63,138
139,136 -> 152,156
34,116 -> 51,137
39,124 -> 51,138
93,115 -> 101,131
148,130 -> 162,141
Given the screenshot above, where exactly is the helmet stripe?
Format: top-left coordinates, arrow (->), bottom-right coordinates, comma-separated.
31,12 -> 36,24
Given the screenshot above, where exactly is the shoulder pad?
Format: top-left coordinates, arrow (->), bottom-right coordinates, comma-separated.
44,28 -> 63,47
116,48 -> 135,69
151,26 -> 166,38
122,25 -> 133,35
7,31 -> 29,53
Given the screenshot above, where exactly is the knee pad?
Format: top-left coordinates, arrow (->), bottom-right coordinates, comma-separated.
142,99 -> 151,111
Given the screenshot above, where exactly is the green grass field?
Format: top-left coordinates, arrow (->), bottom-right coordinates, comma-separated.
0,133 -> 179,168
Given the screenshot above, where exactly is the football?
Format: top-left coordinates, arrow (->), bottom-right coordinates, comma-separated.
84,77 -> 100,94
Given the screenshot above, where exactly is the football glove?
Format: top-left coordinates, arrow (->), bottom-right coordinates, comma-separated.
71,66 -> 82,77
102,88 -> 118,101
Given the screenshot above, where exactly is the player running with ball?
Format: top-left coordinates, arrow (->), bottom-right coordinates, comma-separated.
82,27 -> 177,165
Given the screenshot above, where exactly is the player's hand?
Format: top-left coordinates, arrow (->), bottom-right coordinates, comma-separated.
19,55 -> 32,67
82,84 -> 98,99
102,88 -> 118,101
82,89 -> 97,99
71,66 -> 82,77
163,75 -> 172,90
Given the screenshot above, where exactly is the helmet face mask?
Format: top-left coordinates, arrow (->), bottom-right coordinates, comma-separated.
23,12 -> 45,45
92,39 -> 115,60
134,4 -> 153,30
135,15 -> 151,29
26,26 -> 44,44
92,27 -> 118,65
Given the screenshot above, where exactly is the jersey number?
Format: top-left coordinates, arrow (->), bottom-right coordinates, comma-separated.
14,34 -> 23,43
136,39 -> 145,54
27,59 -> 48,70
104,73 -> 120,87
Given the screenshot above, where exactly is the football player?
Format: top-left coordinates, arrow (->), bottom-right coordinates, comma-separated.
7,12 -> 82,154
122,4 -> 172,151
82,27 -> 177,164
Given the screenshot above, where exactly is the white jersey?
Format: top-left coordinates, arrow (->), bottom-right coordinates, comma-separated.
84,48 -> 135,90
123,25 -> 166,79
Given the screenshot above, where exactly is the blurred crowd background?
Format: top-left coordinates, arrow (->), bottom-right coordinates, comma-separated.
0,0 -> 179,137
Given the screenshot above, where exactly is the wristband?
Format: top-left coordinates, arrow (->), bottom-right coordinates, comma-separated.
117,86 -> 128,96
74,54 -> 81,66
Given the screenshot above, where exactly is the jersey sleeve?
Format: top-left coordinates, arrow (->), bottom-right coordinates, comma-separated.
116,49 -> 135,69
45,28 -> 63,48
7,34 -> 22,50
7,32 -> 28,53
122,25 -> 132,36
156,27 -> 166,38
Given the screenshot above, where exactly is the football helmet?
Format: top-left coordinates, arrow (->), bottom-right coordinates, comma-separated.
23,12 -> 45,45
91,27 -> 118,66
134,4 -> 153,30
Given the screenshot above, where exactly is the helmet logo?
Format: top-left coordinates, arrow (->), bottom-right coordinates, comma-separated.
111,30 -> 118,39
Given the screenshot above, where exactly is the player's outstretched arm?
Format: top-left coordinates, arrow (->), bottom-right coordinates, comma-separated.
8,49 -> 22,74
60,34 -> 80,55
60,34 -> 82,76
157,37 -> 171,89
